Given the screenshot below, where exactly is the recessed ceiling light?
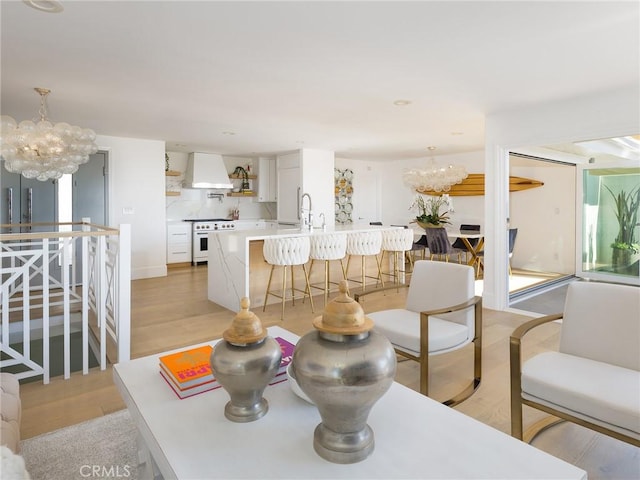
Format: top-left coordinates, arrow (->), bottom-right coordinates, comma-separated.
393,100 -> 412,106
23,0 -> 63,13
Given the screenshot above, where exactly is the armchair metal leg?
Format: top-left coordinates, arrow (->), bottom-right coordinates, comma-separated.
442,331 -> 482,407
523,416 -> 565,444
419,300 -> 483,407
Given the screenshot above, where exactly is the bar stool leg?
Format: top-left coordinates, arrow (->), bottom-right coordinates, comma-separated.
282,265 -> 288,319
323,260 -> 330,305
375,254 -> 384,287
301,263 -> 314,313
263,265 -> 276,312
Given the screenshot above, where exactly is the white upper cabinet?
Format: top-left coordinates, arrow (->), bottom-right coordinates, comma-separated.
276,152 -> 301,224
256,156 -> 277,202
275,149 -> 334,226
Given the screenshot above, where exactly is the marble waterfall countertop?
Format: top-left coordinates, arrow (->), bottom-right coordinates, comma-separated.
207,224 -> 398,312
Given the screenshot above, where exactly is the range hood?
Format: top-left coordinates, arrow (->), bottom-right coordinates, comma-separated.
184,152 -> 233,189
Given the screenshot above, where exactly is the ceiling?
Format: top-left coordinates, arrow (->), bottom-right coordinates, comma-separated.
1,1 -> 639,161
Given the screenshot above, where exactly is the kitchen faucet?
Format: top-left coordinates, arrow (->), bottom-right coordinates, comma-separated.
300,192 -> 313,230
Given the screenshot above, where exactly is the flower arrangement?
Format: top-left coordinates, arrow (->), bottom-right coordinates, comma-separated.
605,185 -> 640,256
410,194 -> 451,227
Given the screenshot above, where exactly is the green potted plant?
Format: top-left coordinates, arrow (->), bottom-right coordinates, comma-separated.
605,184 -> 640,269
410,194 -> 451,228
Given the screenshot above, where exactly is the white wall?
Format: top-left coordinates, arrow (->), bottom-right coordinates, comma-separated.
97,134 -> 167,280
509,158 -> 575,274
484,85 -> 640,310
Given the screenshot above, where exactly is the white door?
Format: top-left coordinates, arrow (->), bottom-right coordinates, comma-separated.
352,171 -> 381,224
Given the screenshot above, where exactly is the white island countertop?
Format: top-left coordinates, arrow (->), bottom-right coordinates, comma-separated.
207,224 -> 397,312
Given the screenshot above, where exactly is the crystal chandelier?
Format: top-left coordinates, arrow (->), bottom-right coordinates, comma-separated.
403,146 -> 468,193
1,88 -> 98,181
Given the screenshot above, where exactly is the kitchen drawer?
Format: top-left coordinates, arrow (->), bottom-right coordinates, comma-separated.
168,243 -> 191,263
167,222 -> 192,263
167,223 -> 191,243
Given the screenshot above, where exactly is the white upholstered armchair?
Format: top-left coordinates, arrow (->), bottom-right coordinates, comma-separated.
510,281 -> 640,446
355,260 -> 482,406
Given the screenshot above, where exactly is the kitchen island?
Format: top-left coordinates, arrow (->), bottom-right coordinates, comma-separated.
207,224 -> 396,312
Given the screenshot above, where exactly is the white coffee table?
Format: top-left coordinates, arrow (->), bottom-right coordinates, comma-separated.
113,326 -> 586,480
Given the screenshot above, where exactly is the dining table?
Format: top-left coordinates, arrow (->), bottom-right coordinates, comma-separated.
411,225 -> 484,275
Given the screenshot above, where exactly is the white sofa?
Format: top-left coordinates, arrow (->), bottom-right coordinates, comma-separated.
1,373 -> 22,453
510,281 -> 640,446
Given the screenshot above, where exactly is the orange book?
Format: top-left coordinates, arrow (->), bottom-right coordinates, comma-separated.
159,345 -> 214,389
159,369 -> 220,399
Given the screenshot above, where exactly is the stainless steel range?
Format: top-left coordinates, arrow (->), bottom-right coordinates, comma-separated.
188,219 -> 236,264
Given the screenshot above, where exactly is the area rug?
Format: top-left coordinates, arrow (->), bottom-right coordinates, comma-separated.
20,409 -> 138,480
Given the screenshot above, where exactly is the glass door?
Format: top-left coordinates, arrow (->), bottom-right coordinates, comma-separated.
578,163 -> 640,285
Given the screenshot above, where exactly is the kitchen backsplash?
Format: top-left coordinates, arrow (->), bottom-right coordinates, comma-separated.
166,188 -> 276,221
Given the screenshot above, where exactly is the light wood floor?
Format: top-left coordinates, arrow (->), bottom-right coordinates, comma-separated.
18,265 -> 639,479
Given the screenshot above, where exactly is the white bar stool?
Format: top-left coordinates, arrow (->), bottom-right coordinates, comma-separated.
262,236 -> 314,320
308,233 -> 347,305
345,230 -> 383,292
380,228 -> 414,284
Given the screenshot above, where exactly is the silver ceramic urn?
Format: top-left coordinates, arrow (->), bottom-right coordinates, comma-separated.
292,281 -> 397,464
210,297 -> 282,423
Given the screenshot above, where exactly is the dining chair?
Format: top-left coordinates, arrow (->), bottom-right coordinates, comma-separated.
423,227 -> 465,263
452,224 -> 480,263
407,235 -> 429,271
476,227 -> 517,277
354,260 -> 482,405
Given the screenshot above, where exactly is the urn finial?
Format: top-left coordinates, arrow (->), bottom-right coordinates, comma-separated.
312,280 -> 374,334
223,297 -> 267,345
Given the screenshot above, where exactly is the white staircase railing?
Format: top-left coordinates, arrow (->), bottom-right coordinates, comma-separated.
0,221 -> 131,383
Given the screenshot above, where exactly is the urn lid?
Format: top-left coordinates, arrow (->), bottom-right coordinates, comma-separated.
312,281 -> 374,334
223,297 -> 268,344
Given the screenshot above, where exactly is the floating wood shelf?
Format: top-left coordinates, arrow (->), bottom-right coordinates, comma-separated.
166,191 -> 181,196
229,174 -> 257,180
165,170 -> 181,176
227,192 -> 256,197
416,174 -> 544,196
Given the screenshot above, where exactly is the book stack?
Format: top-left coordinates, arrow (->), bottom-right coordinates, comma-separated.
159,337 -> 296,399
159,345 -> 219,399
270,336 -> 295,385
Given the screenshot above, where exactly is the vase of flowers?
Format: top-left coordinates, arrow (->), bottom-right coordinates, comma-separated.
410,194 -> 451,228
605,185 -> 640,271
